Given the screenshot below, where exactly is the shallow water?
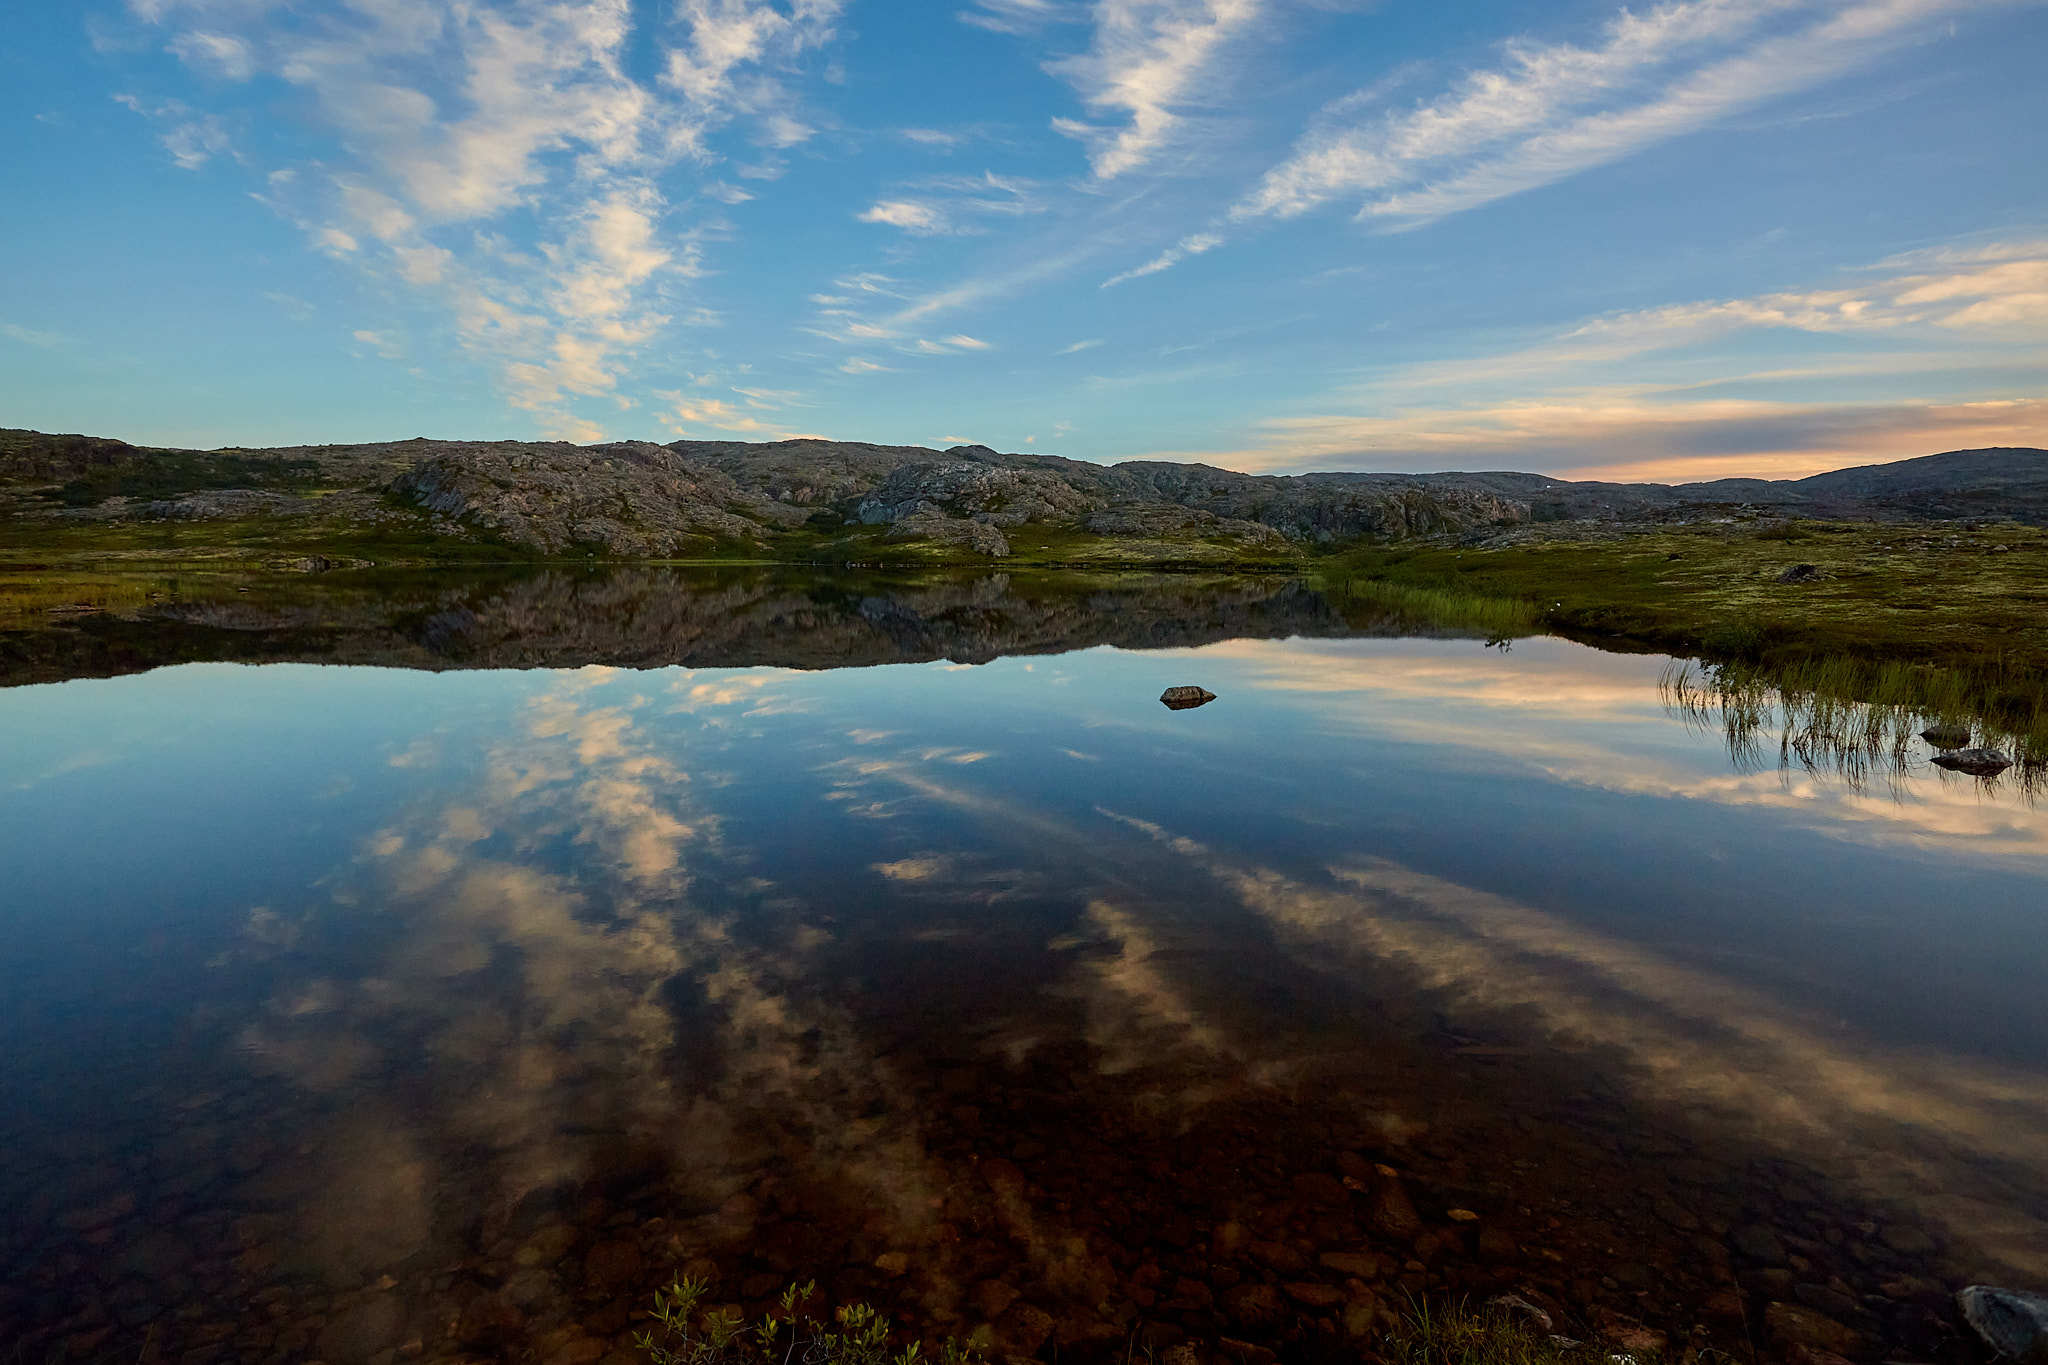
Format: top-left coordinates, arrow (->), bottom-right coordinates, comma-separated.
3,573 -> 2045,1364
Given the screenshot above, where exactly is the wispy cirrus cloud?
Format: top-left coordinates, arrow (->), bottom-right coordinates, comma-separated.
1048,0 -> 1263,179
857,173 -> 1045,236
958,0 -> 1081,36
113,92 -> 234,168
1101,229 -> 1219,286
1236,0 -> 2004,230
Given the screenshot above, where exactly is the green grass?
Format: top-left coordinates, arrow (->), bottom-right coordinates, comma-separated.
1324,520 -> 2048,673
0,511 -> 531,571
1379,1298 -> 1659,1365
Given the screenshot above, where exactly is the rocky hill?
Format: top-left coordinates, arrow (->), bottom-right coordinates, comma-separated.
2,428 -> 2043,561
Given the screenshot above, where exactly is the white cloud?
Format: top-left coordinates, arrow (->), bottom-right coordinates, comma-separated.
114,92 -> 234,169
761,112 -> 815,147
1047,0 -> 1263,179
858,199 -> 947,233
958,0 -> 1078,36
1237,0 -> 2005,229
393,244 -> 452,285
839,357 -> 892,373
352,328 -> 404,360
123,0 -> 849,440
654,392 -> 774,434
167,30 -> 254,79
1101,230 -> 1220,286
1056,338 -> 1104,355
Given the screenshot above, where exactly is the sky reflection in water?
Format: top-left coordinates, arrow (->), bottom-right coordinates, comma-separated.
4,634 -> 2048,1329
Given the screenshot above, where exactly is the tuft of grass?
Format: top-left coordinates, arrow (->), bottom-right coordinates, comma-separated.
1379,1298 -> 1655,1365
638,1277 -> 980,1365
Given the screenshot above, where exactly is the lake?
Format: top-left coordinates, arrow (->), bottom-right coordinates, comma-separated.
2,570 -> 2043,1365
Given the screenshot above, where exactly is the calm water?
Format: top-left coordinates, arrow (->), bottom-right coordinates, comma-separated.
3,572 -> 2045,1364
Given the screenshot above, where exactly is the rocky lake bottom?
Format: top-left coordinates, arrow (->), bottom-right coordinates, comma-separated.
2,571 -> 2046,1365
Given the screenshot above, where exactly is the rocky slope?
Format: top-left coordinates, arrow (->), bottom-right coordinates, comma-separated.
3,428 -> 2043,560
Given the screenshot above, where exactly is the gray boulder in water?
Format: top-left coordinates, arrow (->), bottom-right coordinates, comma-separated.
1921,723 -> 1973,749
1931,747 -> 2014,776
1957,1285 -> 2048,1364
1160,685 -> 1217,711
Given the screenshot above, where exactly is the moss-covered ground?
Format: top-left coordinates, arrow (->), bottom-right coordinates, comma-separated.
1320,519 -> 2048,670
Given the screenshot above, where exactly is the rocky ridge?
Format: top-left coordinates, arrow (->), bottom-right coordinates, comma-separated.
4,428 -> 2044,560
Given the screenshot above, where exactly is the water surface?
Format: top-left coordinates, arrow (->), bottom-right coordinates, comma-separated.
3,572 -> 2044,1364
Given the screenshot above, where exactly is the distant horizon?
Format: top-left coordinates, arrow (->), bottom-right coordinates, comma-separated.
19,419 -> 2044,489
3,0 -> 2044,485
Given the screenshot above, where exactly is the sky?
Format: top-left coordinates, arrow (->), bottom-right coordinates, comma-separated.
1,0 -> 2044,482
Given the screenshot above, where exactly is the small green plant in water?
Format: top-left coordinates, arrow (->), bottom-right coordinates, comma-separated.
637,1277 -> 981,1365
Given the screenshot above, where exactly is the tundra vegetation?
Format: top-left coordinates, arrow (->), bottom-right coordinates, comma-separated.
6,427 -> 2047,759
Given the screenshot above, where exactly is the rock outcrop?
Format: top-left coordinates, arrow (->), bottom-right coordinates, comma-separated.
388,443 -> 807,555
8,428 -> 2047,558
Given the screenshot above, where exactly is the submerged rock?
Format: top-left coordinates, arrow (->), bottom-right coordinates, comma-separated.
1921,723 -> 1974,749
1931,747 -> 2014,776
1160,685 -> 1217,710
1957,1286 -> 2048,1364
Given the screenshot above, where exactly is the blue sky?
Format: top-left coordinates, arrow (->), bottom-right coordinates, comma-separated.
2,0 -> 2044,481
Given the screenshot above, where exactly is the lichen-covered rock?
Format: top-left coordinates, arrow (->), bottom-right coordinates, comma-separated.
879,508 -> 1010,556
856,460 -> 1099,529
389,442 -> 806,555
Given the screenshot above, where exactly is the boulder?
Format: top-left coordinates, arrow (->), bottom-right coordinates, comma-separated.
1958,1286 -> 2048,1365
1160,685 -> 1216,710
1921,723 -> 1973,749
1931,747 -> 2014,776
1778,563 -> 1823,583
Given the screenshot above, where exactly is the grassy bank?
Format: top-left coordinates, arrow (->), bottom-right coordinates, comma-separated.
1320,520 -> 2048,669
